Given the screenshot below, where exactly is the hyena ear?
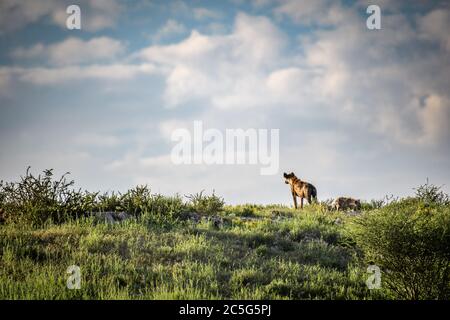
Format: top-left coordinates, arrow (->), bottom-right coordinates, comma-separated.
283,172 -> 287,178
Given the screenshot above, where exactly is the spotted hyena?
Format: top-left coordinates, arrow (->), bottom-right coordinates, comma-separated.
283,172 -> 317,209
332,197 -> 361,211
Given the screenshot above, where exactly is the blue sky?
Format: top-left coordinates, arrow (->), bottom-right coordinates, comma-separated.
0,0 -> 449,204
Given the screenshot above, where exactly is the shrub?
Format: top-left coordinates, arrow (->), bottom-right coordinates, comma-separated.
414,179 -> 449,206
186,190 -> 224,215
352,188 -> 450,299
0,167 -> 94,225
140,193 -> 187,227
121,185 -> 153,214
96,185 -> 156,215
319,198 -> 334,210
361,195 -> 399,210
0,168 -> 188,227
94,187 -> 187,227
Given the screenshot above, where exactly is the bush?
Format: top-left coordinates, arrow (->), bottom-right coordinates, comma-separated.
360,195 -> 399,210
414,179 -> 449,206
141,193 -> 187,227
96,185 -> 154,214
0,167 -> 94,225
186,190 -> 224,215
0,167 -> 188,227
352,188 -> 450,299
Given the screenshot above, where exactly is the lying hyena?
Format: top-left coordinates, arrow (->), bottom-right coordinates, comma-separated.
283,172 -> 317,209
332,197 -> 361,211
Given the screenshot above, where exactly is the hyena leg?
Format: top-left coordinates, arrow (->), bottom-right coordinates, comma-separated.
292,193 -> 298,209
300,197 -> 304,209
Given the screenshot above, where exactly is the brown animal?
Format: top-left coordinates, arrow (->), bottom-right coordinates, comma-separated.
283,172 -> 317,209
332,197 -> 361,211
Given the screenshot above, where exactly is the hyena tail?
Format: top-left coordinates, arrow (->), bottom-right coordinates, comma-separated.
311,186 -> 318,203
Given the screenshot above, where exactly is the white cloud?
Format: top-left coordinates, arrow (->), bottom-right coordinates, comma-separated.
0,63 -> 156,86
418,95 -> 450,144
12,37 -> 126,66
24,63 -> 156,84
193,8 -> 221,20
274,0 -> 352,26
265,67 -> 319,105
0,0 -> 57,33
0,0 -> 122,33
137,7 -> 450,147
250,0 -> 273,8
11,43 -> 46,60
298,9 -> 450,146
169,1 -> 221,21
4,6 -> 449,147
152,19 -> 187,42
419,9 -> 450,53
139,13 -> 287,108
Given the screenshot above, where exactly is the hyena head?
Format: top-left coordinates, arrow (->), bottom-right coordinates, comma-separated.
283,172 -> 297,185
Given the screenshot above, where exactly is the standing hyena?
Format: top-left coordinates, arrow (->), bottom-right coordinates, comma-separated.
283,172 -> 317,209
332,197 -> 361,211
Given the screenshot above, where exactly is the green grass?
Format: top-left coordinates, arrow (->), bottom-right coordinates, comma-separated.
0,206 -> 384,300
1,169 -> 448,300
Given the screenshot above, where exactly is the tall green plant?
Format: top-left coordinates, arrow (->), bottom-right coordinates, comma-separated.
351,191 -> 450,299
0,167 -> 94,224
186,190 -> 224,215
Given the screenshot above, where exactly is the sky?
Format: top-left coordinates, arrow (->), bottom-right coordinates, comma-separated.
0,0 -> 449,205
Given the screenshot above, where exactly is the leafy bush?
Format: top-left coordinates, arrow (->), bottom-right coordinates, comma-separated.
319,198 -> 334,210
0,167 -> 94,225
96,186 -> 155,214
186,190 -> 224,215
414,179 -> 449,206
352,186 -> 450,299
361,195 -> 399,210
0,167 -> 188,226
140,193 -> 187,227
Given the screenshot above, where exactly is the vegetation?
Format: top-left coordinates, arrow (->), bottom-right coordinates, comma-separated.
352,182 -> 450,299
0,168 -> 448,299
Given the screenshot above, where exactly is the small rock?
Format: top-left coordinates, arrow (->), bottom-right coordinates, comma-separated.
115,212 -> 130,221
93,211 -> 131,224
208,216 -> 223,229
94,212 -> 115,224
187,212 -> 201,223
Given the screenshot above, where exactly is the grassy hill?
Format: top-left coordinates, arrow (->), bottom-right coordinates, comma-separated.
0,169 -> 448,300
